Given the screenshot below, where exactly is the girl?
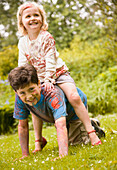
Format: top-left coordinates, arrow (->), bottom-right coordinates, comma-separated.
17,1 -> 102,149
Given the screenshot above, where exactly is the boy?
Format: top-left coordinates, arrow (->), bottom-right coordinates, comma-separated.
8,64 -> 103,160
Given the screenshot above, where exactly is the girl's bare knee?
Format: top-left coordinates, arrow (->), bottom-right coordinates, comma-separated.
69,92 -> 81,106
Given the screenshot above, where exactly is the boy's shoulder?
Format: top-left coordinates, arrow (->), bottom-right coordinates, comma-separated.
41,85 -> 65,102
15,94 -> 26,109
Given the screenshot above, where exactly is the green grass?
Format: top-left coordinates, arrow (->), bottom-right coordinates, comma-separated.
0,114 -> 117,170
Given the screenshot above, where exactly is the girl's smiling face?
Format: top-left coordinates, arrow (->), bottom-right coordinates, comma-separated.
22,6 -> 42,37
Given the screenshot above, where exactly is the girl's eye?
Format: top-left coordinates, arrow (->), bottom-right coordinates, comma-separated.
34,14 -> 39,17
26,15 -> 30,18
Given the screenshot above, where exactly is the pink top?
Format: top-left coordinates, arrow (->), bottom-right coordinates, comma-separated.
18,30 -> 68,83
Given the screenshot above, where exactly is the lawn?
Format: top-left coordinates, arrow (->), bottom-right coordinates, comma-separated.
0,114 -> 117,170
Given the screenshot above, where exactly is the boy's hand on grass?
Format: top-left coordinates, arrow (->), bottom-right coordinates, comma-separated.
13,155 -> 29,162
19,155 -> 29,160
51,156 -> 61,161
51,155 -> 66,161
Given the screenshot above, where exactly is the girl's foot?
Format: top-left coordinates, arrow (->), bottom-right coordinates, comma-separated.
32,137 -> 47,153
88,130 -> 102,146
91,118 -> 105,138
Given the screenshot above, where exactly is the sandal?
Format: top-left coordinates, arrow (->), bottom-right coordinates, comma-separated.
92,140 -> 102,146
91,118 -> 105,138
32,137 -> 47,153
88,130 -> 102,146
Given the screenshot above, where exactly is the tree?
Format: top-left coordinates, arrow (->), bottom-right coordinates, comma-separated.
0,0 -> 116,50
0,0 -> 25,49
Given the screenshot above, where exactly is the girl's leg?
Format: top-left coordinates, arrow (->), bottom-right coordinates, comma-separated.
58,83 -> 101,145
31,113 -> 43,151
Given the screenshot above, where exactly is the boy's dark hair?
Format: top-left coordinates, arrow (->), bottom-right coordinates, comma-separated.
8,64 -> 39,91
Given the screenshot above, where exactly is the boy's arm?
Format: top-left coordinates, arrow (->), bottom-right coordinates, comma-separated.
46,86 -> 68,159
55,117 -> 68,159
18,119 -> 29,158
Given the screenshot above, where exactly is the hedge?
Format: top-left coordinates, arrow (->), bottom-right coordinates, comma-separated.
60,36 -> 117,83
0,105 -> 17,135
86,66 -> 117,116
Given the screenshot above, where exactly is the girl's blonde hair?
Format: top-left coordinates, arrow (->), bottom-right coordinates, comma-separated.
17,1 -> 48,36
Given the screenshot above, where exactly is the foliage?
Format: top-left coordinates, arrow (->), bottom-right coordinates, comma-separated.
0,79 -> 17,134
36,0 -> 117,49
0,0 -> 22,49
0,114 -> 117,169
0,0 -> 117,50
59,35 -> 117,115
0,45 -> 18,77
60,35 -> 117,82
0,105 -> 17,135
0,79 -> 15,106
0,78 -> 15,110
95,0 -> 117,55
86,66 -> 117,116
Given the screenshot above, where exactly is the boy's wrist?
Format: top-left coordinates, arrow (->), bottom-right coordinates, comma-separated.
22,150 -> 29,156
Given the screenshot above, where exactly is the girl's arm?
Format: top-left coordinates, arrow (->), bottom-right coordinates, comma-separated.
42,34 -> 57,91
43,32 -> 67,89
18,37 -> 28,66
43,33 -> 57,84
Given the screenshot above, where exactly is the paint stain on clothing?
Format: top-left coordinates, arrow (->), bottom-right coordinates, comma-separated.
51,97 -> 60,109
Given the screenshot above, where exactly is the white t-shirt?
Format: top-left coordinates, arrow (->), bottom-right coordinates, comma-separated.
18,30 -> 68,83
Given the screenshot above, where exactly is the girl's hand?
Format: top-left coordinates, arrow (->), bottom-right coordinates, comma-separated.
42,82 -> 55,91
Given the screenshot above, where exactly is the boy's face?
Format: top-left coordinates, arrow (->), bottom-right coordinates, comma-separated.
16,82 -> 41,106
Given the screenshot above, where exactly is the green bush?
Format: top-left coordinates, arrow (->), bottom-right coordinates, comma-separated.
60,36 -> 117,82
86,66 -> 117,116
0,80 -> 15,107
0,105 -> 17,135
0,80 -> 17,134
0,45 -> 18,77
59,36 -> 117,116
